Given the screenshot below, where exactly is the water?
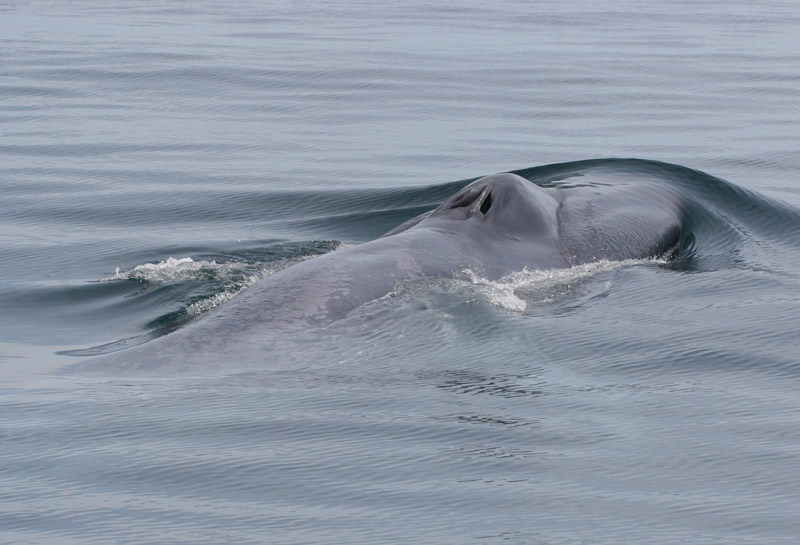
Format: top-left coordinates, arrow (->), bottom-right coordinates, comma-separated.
1,1 -> 799,543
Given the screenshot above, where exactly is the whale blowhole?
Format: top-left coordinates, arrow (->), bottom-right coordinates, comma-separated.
479,191 -> 493,215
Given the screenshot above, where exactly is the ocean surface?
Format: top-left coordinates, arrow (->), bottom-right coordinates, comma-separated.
1,1 -> 799,544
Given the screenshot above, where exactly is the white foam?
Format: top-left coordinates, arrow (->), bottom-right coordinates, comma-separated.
103,240 -> 357,285
101,256 -> 258,316
186,287 -> 253,316
455,259 -> 662,313
100,245 -> 348,317
104,257 -> 230,283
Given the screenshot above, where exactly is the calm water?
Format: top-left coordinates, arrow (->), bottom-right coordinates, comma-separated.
2,1 -> 799,544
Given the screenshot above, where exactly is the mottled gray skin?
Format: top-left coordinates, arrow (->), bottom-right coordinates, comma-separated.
81,172 -> 686,373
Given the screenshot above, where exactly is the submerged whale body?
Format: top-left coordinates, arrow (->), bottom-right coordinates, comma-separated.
80,165 -> 689,372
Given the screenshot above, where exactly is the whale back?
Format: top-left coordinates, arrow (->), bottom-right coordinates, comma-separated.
553,170 -> 688,264
386,171 -> 687,267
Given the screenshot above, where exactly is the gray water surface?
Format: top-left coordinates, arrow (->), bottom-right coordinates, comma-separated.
1,1 -> 799,544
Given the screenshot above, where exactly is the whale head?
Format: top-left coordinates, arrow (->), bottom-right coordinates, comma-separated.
425,173 -> 560,241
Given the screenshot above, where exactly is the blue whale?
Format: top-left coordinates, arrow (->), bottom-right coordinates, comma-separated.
79,167 -> 687,373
